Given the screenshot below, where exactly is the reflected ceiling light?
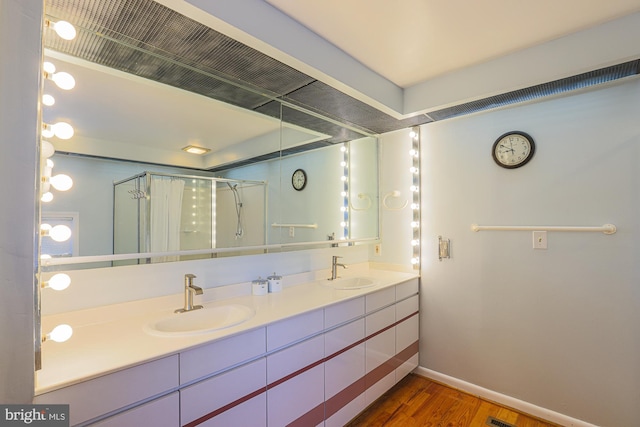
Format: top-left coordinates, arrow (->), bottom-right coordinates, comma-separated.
45,19 -> 77,40
40,224 -> 72,242
42,122 -> 74,139
42,273 -> 71,291
44,70 -> 76,90
182,145 -> 211,155
42,94 -> 55,106
43,324 -> 73,343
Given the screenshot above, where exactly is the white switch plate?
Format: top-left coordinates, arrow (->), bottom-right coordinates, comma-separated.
532,231 -> 547,249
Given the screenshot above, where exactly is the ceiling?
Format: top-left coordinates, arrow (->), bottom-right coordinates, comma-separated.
265,0 -> 640,87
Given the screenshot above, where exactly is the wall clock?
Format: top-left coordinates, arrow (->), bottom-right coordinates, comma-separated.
492,131 -> 535,169
291,168 -> 307,191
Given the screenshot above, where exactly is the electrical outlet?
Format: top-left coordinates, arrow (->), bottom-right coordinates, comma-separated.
289,227 -> 295,237
374,243 -> 382,256
532,231 -> 547,249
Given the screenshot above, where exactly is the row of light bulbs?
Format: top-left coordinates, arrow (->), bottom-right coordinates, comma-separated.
40,19 -> 78,344
409,127 -> 421,268
340,144 -> 349,238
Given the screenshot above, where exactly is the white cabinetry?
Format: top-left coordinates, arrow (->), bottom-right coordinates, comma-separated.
89,392 -> 179,427
34,355 -> 179,426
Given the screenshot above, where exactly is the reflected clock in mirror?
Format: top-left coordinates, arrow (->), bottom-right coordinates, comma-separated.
291,169 -> 307,191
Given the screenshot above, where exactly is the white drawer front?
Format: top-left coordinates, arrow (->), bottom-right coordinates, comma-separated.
181,358 -> 266,425
180,328 -> 265,384
325,318 -> 364,356
396,294 -> 419,320
324,296 -> 364,329
365,287 -> 395,313
267,335 -> 324,384
365,305 -> 395,336
34,355 -> 178,426
395,278 -> 419,301
90,392 -> 179,427
267,309 -> 323,351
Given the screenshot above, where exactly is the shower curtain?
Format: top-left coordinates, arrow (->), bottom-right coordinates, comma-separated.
150,176 -> 185,260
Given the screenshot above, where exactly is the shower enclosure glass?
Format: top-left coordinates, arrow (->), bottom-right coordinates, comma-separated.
113,172 -> 266,263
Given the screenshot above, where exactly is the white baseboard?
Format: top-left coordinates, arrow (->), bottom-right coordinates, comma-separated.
413,366 -> 599,427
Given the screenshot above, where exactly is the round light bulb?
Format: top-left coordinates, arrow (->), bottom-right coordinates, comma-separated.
409,130 -> 417,138
42,94 -> 55,106
410,167 -> 419,174
43,62 -> 56,74
341,176 -> 347,182
340,146 -> 347,152
409,149 -> 418,157
411,203 -> 419,210
49,174 -> 73,191
411,257 -> 419,265
41,140 -> 55,158
47,324 -> 73,343
411,221 -> 419,228
411,239 -> 420,246
48,224 -> 72,242
40,254 -> 52,260
340,161 -> 347,167
340,221 -> 347,227
51,20 -> 76,40
340,206 -> 346,212
52,122 -> 74,139
341,191 -> 347,197
51,72 -> 76,90
41,192 -> 54,203
410,185 -> 419,192
46,273 -> 71,291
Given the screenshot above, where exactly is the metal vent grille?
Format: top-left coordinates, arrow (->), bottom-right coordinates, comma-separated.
486,416 -> 516,427
44,0 -> 640,147
427,59 -> 640,121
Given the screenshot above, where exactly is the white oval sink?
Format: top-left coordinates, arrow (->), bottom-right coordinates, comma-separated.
323,277 -> 376,290
144,304 -> 255,337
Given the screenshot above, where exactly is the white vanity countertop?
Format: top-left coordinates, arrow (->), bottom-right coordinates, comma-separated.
36,266 -> 418,394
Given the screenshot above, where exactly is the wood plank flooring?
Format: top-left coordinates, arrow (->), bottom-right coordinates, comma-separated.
346,374 -> 560,427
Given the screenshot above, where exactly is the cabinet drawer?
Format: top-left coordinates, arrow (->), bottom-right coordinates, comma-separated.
267,309 -> 323,351
365,305 -> 395,336
396,278 -> 419,301
89,392 -> 179,427
324,296 -> 364,329
267,335 -> 324,384
365,287 -> 395,313
180,328 -> 265,384
181,358 -> 266,426
396,294 -> 419,320
34,355 -> 178,426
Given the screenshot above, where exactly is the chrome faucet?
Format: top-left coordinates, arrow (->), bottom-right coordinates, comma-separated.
329,256 -> 347,280
175,273 -> 203,313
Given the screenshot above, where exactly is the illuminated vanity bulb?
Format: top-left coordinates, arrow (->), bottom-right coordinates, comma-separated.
41,224 -> 72,242
42,94 -> 55,106
409,149 -> 419,157
410,257 -> 420,265
340,221 -> 347,227
340,206 -> 346,212
47,20 -> 77,40
411,239 -> 420,246
411,203 -> 419,210
340,176 -> 347,182
410,166 -> 419,174
340,191 -> 347,197
411,221 -> 420,229
43,62 -> 56,74
44,273 -> 71,291
409,130 -> 418,139
410,185 -> 419,192
43,122 -> 74,140
340,146 -> 347,152
44,324 -> 73,343
48,71 -> 76,90
48,174 -> 73,191
41,192 -> 54,203
340,161 -> 347,167
41,140 -> 55,158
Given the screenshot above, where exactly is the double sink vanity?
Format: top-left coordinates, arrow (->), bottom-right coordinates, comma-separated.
35,265 -> 419,426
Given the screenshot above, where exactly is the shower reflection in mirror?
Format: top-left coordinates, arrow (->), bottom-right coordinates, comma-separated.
113,172 -> 266,264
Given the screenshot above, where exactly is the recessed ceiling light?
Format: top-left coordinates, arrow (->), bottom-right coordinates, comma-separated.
182,145 -> 211,155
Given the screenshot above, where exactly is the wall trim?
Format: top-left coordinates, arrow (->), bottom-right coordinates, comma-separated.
413,366 -> 598,427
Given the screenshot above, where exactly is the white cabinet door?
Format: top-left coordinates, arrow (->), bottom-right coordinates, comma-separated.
395,295 -> 419,383
267,335 -> 325,427
364,305 -> 396,406
89,392 -> 179,427
181,358 -> 266,427
324,318 -> 365,427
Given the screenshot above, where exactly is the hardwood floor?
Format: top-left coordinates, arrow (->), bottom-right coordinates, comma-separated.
346,374 -> 560,427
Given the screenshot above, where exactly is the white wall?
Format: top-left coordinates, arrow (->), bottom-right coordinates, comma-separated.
419,78 -> 640,427
0,0 -> 40,403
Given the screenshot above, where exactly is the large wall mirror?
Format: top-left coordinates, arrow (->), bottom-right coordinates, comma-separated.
40,1 -> 379,271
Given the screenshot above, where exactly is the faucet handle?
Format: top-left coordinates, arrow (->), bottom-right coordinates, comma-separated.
184,273 -> 196,287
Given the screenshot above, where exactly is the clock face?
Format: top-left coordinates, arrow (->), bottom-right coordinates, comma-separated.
492,131 -> 535,169
292,169 -> 307,191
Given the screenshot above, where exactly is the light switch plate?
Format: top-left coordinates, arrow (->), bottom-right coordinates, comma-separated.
532,231 -> 547,249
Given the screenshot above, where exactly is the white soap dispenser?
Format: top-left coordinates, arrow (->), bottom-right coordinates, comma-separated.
252,277 -> 268,296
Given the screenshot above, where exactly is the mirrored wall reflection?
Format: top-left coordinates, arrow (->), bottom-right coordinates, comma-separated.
40,2 -> 380,271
